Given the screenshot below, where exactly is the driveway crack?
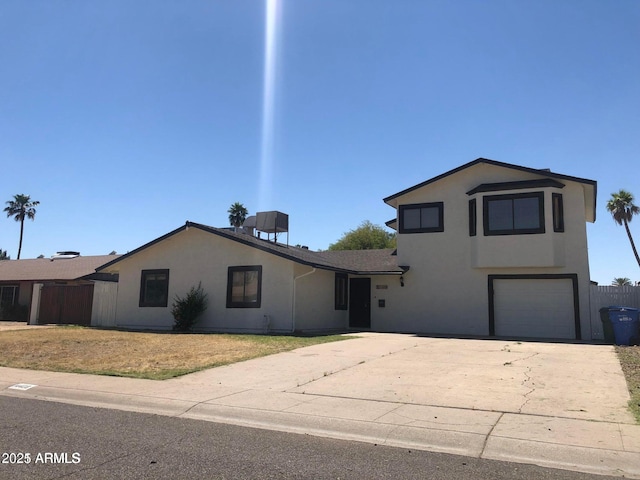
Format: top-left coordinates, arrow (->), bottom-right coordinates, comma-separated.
480,412 -> 504,458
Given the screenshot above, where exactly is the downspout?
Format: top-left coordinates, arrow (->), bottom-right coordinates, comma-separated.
291,267 -> 316,333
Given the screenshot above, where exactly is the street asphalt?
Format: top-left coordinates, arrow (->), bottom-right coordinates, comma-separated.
0,330 -> 638,478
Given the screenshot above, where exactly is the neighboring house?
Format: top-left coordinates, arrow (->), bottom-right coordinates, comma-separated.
0,253 -> 119,326
96,158 -> 598,340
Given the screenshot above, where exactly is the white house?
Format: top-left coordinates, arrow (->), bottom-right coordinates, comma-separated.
381,158 -> 596,340
96,158 -> 597,340
96,221 -> 403,333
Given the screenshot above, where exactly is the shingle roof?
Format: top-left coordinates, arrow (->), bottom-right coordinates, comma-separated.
0,255 -> 120,282
97,222 -> 403,275
316,249 -> 404,274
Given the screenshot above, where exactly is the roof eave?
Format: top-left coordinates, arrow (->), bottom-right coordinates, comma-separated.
96,224 -> 189,272
383,157 -> 597,207
96,221 -> 377,275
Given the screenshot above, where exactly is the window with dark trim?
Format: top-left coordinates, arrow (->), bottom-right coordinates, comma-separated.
399,202 -> 444,233
483,192 -> 545,236
139,269 -> 169,307
553,193 -> 564,232
335,273 -> 348,310
0,285 -> 19,306
469,199 -> 477,236
226,266 -> 262,308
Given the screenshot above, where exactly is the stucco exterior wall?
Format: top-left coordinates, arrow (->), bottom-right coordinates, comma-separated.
110,228 -> 299,333
368,275 -> 409,332
386,162 -> 593,338
293,265 -> 348,332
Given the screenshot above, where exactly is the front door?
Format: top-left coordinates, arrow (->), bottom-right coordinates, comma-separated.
349,278 -> 371,329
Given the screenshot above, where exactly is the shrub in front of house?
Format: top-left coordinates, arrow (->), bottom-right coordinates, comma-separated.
171,283 -> 208,332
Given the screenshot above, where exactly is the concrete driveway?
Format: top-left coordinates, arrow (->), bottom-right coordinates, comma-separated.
1,332 -> 638,477
285,335 -> 632,423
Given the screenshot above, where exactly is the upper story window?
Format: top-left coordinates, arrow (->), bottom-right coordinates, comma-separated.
139,269 -> 169,307
399,202 -> 444,233
469,199 -> 477,237
227,266 -> 262,308
553,193 -> 564,232
483,192 -> 545,236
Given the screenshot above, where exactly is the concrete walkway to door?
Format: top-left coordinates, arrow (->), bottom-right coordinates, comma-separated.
1,333 -> 639,478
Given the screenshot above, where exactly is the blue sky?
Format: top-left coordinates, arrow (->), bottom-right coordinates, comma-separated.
0,0 -> 638,284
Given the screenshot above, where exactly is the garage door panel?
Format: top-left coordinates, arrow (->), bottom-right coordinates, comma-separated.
493,278 -> 576,339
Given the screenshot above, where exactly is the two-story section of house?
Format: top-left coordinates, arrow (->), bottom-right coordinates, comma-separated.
382,158 -> 597,340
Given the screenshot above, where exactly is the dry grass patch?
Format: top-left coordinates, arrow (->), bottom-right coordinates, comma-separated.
0,326 -> 349,380
617,345 -> 640,423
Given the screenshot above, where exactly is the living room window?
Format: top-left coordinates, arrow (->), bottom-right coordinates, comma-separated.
227,266 -> 262,308
335,273 -> 348,310
483,192 -> 545,236
399,202 -> 444,233
139,269 -> 169,307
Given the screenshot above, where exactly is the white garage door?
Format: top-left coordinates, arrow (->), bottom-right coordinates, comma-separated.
493,278 -> 576,339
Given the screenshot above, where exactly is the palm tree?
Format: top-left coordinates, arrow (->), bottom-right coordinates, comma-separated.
606,190 -> 640,268
612,277 -> 632,287
4,194 -> 40,260
0,249 -> 9,260
228,202 -> 248,228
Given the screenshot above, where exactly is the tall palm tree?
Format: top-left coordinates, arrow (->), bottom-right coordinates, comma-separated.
228,202 -> 248,228
4,194 -> 40,260
606,190 -> 640,268
612,277 -> 632,287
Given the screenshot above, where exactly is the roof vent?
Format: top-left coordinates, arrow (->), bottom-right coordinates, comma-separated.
51,251 -> 80,261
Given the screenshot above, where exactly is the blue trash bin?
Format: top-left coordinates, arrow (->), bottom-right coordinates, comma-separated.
608,307 -> 640,346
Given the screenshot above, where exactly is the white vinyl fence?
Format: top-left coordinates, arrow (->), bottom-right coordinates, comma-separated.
590,285 -> 640,340
91,281 -> 118,327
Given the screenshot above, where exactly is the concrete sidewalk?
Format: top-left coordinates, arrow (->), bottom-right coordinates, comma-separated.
1,333 -> 639,478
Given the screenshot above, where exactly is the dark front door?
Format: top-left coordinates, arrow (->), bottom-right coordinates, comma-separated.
349,278 -> 371,329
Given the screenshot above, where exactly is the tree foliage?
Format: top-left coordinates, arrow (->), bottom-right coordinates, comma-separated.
0,249 -> 9,260
228,202 -> 248,228
606,190 -> 640,268
172,282 -> 208,332
328,221 -> 396,251
612,277 -> 632,287
4,194 -> 39,260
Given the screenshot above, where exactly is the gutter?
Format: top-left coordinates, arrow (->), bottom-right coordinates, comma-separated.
291,267 -> 316,333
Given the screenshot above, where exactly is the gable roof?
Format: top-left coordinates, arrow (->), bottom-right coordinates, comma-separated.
0,255 -> 120,282
97,221 -> 403,275
383,158 -> 597,221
